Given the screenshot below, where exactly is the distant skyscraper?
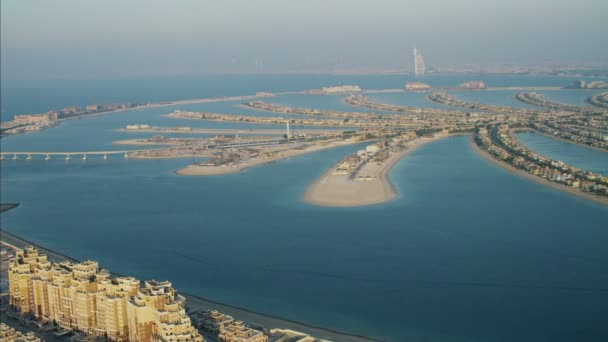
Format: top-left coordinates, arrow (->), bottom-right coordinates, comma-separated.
414,48 -> 425,76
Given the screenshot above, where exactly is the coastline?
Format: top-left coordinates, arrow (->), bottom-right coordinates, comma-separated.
0,229 -> 381,342
116,127 -> 336,135
468,137 -> 608,206
60,95 -> 268,121
175,140 -> 363,176
304,135 -> 450,207
1,93 -> 281,137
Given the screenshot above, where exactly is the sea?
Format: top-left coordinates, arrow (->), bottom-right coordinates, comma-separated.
1,74 -> 608,342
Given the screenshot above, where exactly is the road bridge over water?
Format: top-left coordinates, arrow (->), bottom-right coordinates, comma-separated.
0,133 -> 356,161
0,150 -> 146,161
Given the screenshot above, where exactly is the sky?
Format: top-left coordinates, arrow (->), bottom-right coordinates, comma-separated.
1,0 -> 607,80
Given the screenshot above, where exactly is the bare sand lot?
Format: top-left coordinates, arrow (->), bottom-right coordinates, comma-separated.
304,136 -> 448,207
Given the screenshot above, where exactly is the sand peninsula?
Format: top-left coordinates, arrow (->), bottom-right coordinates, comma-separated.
304,135 -> 449,207
116,126 -> 336,136
176,139 -> 360,176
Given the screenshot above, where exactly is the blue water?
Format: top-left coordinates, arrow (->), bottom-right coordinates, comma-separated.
2,75 -> 608,342
516,132 -> 608,176
455,90 -> 533,108
369,92 -> 449,110
267,94 -> 362,112
0,101 -> 345,153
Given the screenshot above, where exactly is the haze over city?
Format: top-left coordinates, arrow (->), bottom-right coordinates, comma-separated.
1,1 -> 608,342
2,0 -> 607,80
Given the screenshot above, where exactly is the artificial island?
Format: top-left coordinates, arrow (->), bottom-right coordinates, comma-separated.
1,55 -> 608,341
2,80 -> 608,207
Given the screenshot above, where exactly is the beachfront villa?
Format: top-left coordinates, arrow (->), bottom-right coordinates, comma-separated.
218,321 -> 268,342
195,310 -> 268,342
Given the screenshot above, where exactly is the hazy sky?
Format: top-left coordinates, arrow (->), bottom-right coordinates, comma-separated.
2,0 -> 607,80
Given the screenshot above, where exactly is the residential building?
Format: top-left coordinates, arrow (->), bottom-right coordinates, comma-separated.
0,323 -> 41,342
8,247 -> 204,342
218,321 -> 267,342
12,112 -> 58,124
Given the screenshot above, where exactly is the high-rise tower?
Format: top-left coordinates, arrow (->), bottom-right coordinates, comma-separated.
414,48 -> 425,76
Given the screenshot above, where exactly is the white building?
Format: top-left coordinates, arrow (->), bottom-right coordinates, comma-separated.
414,48 -> 426,76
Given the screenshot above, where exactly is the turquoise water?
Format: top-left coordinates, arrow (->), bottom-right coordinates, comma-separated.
1,75 -> 608,341
516,131 -> 608,176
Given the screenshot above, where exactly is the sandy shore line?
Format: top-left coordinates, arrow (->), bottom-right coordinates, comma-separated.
0,229 -> 380,342
469,137 -> 608,206
176,140 -> 362,176
113,139 -> 176,146
116,127 -> 337,135
133,153 -> 213,160
304,135 -> 450,207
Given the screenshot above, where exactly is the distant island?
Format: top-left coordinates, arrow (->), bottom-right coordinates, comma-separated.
2,81 -> 607,204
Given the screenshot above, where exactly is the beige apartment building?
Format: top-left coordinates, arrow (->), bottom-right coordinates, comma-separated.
8,246 -> 203,342
12,112 -> 58,124
218,321 -> 268,342
195,310 -> 268,342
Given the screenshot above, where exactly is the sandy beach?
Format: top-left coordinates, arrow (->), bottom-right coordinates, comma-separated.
304,135 -> 449,207
469,137 -> 608,206
175,139 -> 360,176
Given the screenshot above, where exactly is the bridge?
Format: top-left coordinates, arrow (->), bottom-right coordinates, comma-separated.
0,140 -> 293,161
0,132 -> 359,161
0,140 -> 294,161
0,150 -> 142,161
